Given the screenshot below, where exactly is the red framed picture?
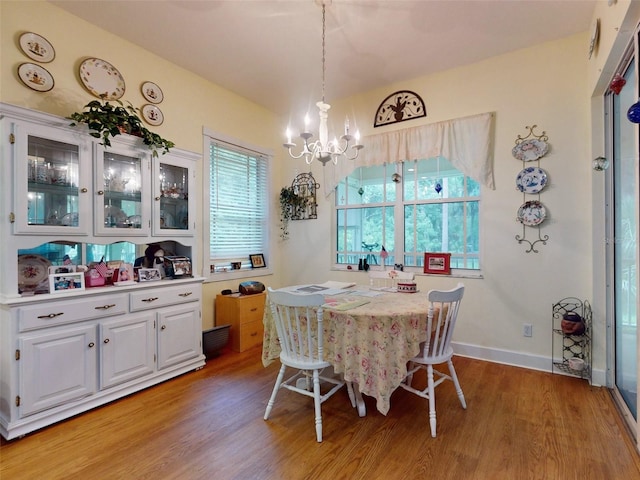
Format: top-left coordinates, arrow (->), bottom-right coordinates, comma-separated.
423,252 -> 451,275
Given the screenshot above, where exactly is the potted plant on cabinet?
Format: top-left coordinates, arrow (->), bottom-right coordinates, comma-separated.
68,100 -> 175,157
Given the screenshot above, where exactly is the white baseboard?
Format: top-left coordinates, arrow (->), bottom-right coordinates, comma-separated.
452,341 -> 606,387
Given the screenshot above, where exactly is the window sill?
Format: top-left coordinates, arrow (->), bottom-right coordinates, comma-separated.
330,265 -> 483,279
204,268 -> 272,283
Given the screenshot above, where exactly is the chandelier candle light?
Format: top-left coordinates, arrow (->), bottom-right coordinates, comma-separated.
284,0 -> 364,165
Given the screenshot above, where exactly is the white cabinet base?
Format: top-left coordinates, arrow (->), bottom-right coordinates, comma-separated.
1,355 -> 204,440
1,279 -> 205,440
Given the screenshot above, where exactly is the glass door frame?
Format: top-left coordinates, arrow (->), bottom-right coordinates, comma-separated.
604,29 -> 639,441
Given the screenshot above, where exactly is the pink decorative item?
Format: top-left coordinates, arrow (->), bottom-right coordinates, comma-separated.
610,74 -> 626,95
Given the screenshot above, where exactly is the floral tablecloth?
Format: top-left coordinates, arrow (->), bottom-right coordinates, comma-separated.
261,289 -> 429,415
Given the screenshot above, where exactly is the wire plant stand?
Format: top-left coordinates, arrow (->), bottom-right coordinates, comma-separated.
551,297 -> 592,383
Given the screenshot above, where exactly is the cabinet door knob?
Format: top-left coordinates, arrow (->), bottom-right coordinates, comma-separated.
103,338 -> 110,344
250,308 -> 257,312
81,187 -> 88,193
161,325 -> 167,330
155,196 -> 161,201
88,342 -> 95,348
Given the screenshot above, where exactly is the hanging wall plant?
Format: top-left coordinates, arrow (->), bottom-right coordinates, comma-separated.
68,99 -> 175,157
279,186 -> 306,239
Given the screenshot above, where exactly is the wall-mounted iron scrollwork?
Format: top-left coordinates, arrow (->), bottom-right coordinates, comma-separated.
374,90 -> 426,127
289,172 -> 319,220
279,173 -> 319,239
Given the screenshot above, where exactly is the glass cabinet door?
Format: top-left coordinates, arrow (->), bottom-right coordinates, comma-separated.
94,144 -> 150,236
10,121 -> 91,235
153,154 -> 194,236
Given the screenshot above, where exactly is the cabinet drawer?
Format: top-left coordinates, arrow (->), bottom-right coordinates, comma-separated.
18,294 -> 128,332
237,295 -> 266,324
130,284 -> 201,312
238,319 -> 264,352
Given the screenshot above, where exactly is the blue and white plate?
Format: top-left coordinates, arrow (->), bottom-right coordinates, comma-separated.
516,166 -> 548,194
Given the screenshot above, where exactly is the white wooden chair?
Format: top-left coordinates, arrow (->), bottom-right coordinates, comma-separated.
397,283 -> 466,437
368,269 -> 415,290
264,287 -> 355,442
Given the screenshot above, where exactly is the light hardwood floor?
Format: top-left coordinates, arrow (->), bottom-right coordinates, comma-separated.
1,347 -> 639,480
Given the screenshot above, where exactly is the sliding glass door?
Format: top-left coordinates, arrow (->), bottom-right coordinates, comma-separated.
606,41 -> 638,434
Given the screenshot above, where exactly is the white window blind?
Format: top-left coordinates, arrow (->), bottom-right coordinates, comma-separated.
208,140 -> 268,266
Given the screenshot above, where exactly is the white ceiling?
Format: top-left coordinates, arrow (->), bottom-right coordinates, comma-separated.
51,0 -> 597,115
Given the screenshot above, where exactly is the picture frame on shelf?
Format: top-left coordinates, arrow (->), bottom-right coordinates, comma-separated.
49,272 -> 85,293
48,265 -> 76,275
423,252 -> 451,275
114,263 -> 134,284
250,253 -> 266,268
138,267 -> 162,282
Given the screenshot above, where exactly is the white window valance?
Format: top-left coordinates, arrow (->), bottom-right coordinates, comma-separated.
324,112 -> 495,196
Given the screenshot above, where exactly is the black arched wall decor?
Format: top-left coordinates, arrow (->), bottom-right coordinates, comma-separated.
374,90 -> 426,127
290,172 -> 319,220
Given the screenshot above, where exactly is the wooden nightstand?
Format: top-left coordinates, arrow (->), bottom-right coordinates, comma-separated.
215,292 -> 266,352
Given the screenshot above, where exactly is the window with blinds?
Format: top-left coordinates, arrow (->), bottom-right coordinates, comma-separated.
207,139 -> 269,270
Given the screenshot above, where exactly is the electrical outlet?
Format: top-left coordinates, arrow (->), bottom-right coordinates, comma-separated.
523,323 -> 533,337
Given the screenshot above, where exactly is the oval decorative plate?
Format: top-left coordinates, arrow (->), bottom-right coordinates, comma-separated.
18,254 -> 52,287
516,166 -> 548,194
512,138 -> 549,162
19,32 -> 55,63
517,200 -> 547,226
79,58 -> 126,100
142,104 -> 164,126
18,63 -> 54,92
141,81 -> 163,104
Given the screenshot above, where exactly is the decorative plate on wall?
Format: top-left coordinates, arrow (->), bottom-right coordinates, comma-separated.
19,32 -> 55,63
17,63 -> 54,92
79,58 -> 125,100
517,200 -> 547,226
516,166 -> 548,194
141,81 -> 163,104
512,138 -> 549,162
142,104 -> 164,126
588,18 -> 600,59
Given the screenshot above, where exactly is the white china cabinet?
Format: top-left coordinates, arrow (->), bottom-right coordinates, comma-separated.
0,103 -> 204,440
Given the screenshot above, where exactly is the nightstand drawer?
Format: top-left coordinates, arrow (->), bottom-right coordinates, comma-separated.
237,319 -> 264,351
236,295 -> 266,324
215,292 -> 266,352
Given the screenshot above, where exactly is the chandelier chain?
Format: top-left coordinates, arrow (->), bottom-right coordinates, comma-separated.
321,3 -> 326,104
282,0 -> 363,165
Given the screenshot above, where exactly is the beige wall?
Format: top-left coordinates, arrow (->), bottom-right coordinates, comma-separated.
4,0 -> 637,381
0,1 -> 285,328
278,32 -> 595,375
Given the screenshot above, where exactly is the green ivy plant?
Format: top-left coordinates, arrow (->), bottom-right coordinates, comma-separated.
279,187 -> 307,239
68,100 -> 175,157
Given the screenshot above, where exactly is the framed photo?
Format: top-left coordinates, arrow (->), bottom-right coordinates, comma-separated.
423,252 -> 452,275
115,263 -> 134,283
138,268 -> 162,282
49,272 -> 85,293
48,265 -> 76,275
250,253 -> 266,268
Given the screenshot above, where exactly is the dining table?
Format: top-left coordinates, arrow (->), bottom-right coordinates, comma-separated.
261,284 -> 431,416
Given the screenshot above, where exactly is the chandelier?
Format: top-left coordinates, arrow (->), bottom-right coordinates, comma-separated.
284,0 -> 364,166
